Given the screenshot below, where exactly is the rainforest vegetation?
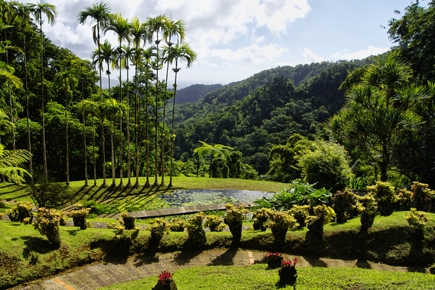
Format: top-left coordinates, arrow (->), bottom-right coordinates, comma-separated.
1,0 -> 435,192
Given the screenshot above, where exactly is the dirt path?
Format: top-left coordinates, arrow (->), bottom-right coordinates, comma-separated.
12,249 -> 429,290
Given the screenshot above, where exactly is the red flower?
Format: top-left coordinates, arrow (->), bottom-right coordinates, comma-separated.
266,252 -> 281,257
281,258 -> 298,267
158,270 -> 173,284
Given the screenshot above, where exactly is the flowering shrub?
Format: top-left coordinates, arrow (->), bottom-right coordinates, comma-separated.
169,218 -> 186,232
332,190 -> 357,223
204,214 -> 224,232
148,218 -> 170,241
69,203 -> 90,230
281,258 -> 298,267
186,212 -> 206,245
266,210 -> 297,244
152,270 -> 177,290
6,201 -> 33,223
288,205 -> 310,228
252,208 -> 271,231
224,204 -> 248,243
411,181 -> 434,209
406,208 -> 429,232
356,194 -> 378,230
368,182 -> 396,216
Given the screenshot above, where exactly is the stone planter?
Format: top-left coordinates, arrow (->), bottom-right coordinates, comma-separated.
45,223 -> 61,248
360,212 -> 375,229
123,217 -> 135,230
266,255 -> 283,268
73,216 -> 87,230
228,222 -> 242,243
278,266 -> 297,286
152,279 -> 177,290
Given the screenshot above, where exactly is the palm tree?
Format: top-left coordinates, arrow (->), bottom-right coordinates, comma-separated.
122,44 -> 135,186
129,16 -> 148,187
53,65 -> 78,186
104,13 -> 130,187
162,43 -> 196,187
78,1 -> 111,186
92,39 -> 115,185
141,47 -> 156,188
11,1 -> 33,175
160,18 -> 185,186
146,14 -> 169,186
29,0 -> 57,183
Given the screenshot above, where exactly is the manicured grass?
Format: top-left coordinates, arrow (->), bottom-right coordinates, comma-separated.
0,176 -> 288,211
101,264 -> 435,290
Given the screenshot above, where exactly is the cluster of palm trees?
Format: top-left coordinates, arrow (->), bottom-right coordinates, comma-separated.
1,1 -> 196,188
78,2 -> 196,189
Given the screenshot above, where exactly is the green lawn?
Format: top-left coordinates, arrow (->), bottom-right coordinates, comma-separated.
101,264 -> 435,290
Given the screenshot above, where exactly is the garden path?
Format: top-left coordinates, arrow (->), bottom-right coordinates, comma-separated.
11,249 -> 429,290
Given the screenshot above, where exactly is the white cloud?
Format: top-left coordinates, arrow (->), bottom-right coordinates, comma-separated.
208,43 -> 288,65
302,48 -> 323,63
333,45 -> 390,60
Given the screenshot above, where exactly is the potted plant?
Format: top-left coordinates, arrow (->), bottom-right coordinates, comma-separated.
69,203 -> 90,230
252,208 -> 271,231
186,212 -> 206,245
368,182 -> 396,216
32,207 -> 62,248
288,205 -> 310,228
265,252 -> 283,268
152,270 -> 177,290
204,214 -> 225,232
224,203 -> 248,243
357,194 -> 378,230
266,210 -> 297,245
6,201 -> 33,223
278,258 -> 298,286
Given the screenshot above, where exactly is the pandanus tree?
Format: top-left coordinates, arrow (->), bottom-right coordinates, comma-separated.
92,39 -> 115,185
193,141 -> 234,178
78,1 -> 111,186
104,13 -> 130,187
329,51 -> 425,181
161,42 -> 196,187
29,0 -> 57,183
146,14 -> 169,186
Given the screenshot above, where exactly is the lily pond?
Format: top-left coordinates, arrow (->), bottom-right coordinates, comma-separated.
162,190 -> 275,207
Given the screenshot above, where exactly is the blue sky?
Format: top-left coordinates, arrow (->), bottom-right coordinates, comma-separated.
32,0 -> 425,87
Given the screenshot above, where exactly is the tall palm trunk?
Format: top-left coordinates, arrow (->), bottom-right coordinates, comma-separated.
161,44 -> 173,186
65,87 -> 70,186
169,63 -> 180,187
39,17 -> 48,182
118,46 -> 124,188
23,32 -> 32,175
4,30 -> 15,150
98,35 -> 106,187
144,65 -> 150,188
153,39 -> 161,187
126,64 -> 131,186
134,60 -> 140,187
81,82 -> 88,187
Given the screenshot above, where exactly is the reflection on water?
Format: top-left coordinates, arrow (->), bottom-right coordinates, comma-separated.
162,189 -> 275,207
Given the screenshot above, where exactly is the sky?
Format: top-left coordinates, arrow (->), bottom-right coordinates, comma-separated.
28,0 -> 425,88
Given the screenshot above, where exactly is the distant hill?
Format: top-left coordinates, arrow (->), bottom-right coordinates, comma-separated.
172,58 -> 375,174
174,84 -> 223,104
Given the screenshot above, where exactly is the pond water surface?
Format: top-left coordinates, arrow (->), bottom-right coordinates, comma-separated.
163,189 -> 275,207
